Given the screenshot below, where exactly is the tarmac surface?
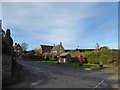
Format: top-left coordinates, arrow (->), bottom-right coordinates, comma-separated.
9,58 -> 119,88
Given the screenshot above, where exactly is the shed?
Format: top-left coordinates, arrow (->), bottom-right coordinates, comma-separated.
58,52 -> 72,63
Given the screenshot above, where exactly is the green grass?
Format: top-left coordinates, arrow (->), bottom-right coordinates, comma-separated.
2,63 -> 22,87
36,60 -> 57,63
36,60 -> 120,71
99,65 -> 120,71
82,63 -> 99,68
62,63 -> 79,66
79,63 -> 120,71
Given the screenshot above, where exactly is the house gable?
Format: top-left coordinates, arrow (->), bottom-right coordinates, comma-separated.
51,42 -> 65,55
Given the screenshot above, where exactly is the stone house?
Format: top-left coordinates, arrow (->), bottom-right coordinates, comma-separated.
51,42 -> 65,60
39,45 -> 53,59
39,42 -> 65,60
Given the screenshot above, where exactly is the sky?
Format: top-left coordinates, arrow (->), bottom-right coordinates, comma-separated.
1,2 -> 118,50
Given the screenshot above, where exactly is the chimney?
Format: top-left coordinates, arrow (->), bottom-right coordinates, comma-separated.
60,42 -> 62,45
15,43 -> 17,45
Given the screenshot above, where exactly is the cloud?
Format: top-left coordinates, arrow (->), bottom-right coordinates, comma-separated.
2,2 -> 118,49
1,0 -> 119,2
2,3 -> 98,43
0,3 -> 2,20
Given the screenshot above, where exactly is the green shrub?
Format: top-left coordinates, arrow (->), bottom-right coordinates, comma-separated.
107,51 -> 118,63
83,51 -> 91,59
81,46 -> 118,65
99,46 -> 109,55
87,52 -> 100,64
99,55 -> 108,64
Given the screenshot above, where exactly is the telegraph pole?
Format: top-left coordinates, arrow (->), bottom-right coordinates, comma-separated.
95,43 -> 100,51
77,45 -> 79,55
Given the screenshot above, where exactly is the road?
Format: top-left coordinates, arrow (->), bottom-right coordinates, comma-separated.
10,58 -> 118,88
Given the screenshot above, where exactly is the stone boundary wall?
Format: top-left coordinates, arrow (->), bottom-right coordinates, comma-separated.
2,54 -> 12,80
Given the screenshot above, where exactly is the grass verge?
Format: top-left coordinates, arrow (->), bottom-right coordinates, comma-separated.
36,60 -> 57,63
36,60 -> 120,71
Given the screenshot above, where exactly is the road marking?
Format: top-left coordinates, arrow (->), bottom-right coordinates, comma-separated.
93,80 -> 104,89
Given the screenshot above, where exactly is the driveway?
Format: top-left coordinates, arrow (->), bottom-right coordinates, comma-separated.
9,58 -> 118,88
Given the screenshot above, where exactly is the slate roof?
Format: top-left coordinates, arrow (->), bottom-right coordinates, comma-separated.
41,45 -> 53,53
51,45 -> 61,51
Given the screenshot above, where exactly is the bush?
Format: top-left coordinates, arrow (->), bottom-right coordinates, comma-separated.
99,46 -> 109,55
107,51 -> 118,63
99,55 -> 108,64
87,52 -> 100,64
83,51 -> 100,64
71,57 -> 78,63
83,51 -> 91,59
81,46 -> 118,65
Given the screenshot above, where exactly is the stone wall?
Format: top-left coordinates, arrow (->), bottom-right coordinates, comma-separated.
0,54 -> 2,89
2,54 -> 12,80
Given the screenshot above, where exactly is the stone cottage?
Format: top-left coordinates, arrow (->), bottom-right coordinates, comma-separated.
39,42 -> 65,60
39,45 -> 53,59
51,42 -> 65,60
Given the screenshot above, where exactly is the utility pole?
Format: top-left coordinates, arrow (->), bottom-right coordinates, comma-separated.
77,45 -> 79,55
95,43 -> 100,51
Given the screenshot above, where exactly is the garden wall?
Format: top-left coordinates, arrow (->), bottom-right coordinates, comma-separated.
2,54 -> 12,80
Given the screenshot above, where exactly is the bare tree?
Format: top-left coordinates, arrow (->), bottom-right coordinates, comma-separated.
21,43 -> 28,51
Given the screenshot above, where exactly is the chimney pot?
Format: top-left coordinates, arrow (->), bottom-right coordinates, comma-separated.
60,42 -> 62,45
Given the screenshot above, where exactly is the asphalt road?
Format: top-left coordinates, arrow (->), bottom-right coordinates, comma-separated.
10,58 -> 118,88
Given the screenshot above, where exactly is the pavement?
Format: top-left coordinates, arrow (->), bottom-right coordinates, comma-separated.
9,58 -> 119,88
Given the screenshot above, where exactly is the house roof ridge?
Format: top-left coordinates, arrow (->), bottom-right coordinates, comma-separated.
41,45 -> 53,47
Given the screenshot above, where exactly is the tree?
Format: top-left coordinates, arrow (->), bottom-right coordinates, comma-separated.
21,43 -> 28,51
